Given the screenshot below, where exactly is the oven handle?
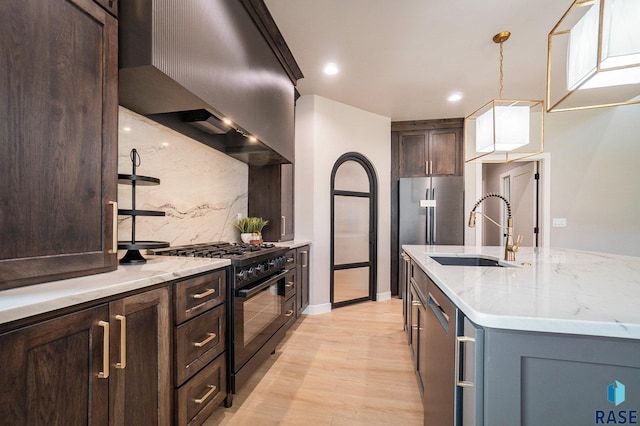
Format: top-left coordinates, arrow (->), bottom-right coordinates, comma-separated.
236,269 -> 289,299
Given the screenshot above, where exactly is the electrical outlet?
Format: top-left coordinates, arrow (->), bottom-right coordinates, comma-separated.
552,218 -> 567,228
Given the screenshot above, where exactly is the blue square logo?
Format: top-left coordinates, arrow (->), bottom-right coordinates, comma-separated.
608,381 -> 626,406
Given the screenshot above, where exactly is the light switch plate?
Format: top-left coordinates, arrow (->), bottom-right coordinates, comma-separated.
552,218 -> 567,227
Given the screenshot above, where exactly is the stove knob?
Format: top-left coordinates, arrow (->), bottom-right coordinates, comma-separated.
256,264 -> 265,273
249,267 -> 258,277
268,259 -> 276,268
236,270 -> 248,281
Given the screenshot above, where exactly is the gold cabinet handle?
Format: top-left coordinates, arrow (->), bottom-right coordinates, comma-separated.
98,320 -> 110,379
285,281 -> 294,288
281,216 -> 286,237
115,315 -> 126,369
192,288 -> 216,299
108,201 -> 118,254
285,310 -> 294,317
302,250 -> 308,268
194,385 -> 217,404
412,301 -> 421,306
194,333 -> 217,348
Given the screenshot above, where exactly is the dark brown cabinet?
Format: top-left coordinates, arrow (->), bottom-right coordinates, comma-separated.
0,0 -> 118,290
398,127 -> 462,177
109,287 -> 172,425
296,246 -> 310,317
173,269 -> 227,426
94,0 -> 118,16
248,163 -> 294,242
0,286 -> 171,425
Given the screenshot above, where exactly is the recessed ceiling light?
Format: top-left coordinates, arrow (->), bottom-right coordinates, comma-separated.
323,62 -> 339,75
448,93 -> 463,102
222,118 -> 232,126
248,136 -> 257,143
123,126 -> 132,132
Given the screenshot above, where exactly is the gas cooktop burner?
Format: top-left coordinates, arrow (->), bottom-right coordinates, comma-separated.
147,241 -> 287,267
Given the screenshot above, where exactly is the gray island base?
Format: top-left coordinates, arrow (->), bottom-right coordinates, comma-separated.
401,245 -> 640,426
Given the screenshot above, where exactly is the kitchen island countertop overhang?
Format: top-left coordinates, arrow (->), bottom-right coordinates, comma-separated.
402,245 -> 640,339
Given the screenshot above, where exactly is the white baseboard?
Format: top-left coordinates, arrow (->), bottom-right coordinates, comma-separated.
377,291 -> 392,301
303,302 -> 332,315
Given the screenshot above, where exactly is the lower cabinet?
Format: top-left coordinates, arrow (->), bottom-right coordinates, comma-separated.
0,286 -> 171,425
173,269 -> 227,426
282,245 -> 310,328
296,245 -> 310,316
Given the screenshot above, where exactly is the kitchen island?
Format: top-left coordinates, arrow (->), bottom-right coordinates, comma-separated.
402,245 -> 640,426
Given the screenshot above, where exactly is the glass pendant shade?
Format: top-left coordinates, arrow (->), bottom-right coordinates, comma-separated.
547,0 -> 640,112
465,99 -> 544,163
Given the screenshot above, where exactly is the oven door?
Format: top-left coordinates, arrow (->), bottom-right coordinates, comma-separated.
234,269 -> 287,370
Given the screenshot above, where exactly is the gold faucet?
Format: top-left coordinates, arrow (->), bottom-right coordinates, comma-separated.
468,193 -> 522,261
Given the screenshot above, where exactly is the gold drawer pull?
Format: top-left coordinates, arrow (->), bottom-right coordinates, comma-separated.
285,282 -> 294,288
115,315 -> 126,369
192,288 -> 216,299
412,301 -> 421,306
285,310 -> 294,317
98,320 -> 109,379
194,333 -> 217,348
194,385 -> 217,404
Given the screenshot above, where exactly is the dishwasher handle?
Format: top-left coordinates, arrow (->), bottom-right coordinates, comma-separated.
427,292 -> 450,332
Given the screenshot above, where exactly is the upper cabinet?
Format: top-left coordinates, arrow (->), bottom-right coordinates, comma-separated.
0,0 -> 118,290
94,0 -> 117,16
394,119 -> 463,178
248,164 -> 294,242
118,0 -> 303,165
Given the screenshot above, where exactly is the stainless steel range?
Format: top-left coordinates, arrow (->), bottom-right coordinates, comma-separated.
149,241 -> 290,406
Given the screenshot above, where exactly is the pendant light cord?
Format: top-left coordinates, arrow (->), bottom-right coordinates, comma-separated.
499,41 -> 504,99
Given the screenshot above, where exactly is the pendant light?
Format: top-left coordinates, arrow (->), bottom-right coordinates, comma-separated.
465,32 -> 544,163
547,0 -> 640,112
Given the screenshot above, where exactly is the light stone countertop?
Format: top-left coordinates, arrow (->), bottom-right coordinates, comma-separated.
0,256 -> 230,326
270,240 -> 312,249
402,245 -> 640,339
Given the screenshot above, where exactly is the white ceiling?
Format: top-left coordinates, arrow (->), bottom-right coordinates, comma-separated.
264,0 -> 575,121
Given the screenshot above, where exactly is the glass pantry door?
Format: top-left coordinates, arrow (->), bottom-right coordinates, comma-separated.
330,153 -> 378,308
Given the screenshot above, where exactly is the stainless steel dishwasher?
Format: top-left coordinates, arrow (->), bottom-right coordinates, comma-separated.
423,278 -> 458,425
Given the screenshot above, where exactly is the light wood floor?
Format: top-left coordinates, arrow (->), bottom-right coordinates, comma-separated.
204,298 -> 423,425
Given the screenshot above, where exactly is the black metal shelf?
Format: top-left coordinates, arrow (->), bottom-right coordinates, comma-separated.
117,149 -> 169,265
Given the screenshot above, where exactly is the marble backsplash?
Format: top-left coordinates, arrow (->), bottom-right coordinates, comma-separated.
117,107 -> 248,246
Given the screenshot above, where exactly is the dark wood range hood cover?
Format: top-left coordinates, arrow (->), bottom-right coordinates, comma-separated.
118,0 -> 303,165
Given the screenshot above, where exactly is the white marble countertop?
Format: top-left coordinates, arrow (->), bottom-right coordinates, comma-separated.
402,245 -> 640,339
0,256 -> 230,326
270,240 -> 312,249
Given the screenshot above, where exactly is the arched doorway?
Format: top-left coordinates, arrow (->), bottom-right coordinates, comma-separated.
330,153 -> 378,308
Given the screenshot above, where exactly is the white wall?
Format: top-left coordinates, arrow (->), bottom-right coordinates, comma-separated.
544,104 -> 640,256
294,95 -> 391,313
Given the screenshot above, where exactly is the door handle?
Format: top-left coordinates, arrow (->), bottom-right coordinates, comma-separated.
455,336 -> 475,388
115,315 -> 126,369
98,320 -> 110,379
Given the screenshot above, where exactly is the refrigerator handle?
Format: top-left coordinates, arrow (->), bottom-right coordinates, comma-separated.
432,188 -> 437,243
425,189 -> 431,244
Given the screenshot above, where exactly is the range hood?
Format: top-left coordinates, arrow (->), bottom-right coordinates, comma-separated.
118,0 -> 303,166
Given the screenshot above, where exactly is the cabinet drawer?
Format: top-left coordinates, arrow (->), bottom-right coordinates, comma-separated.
175,304 -> 225,386
283,295 -> 296,329
285,248 -> 297,268
175,269 -> 226,324
176,354 -> 226,426
284,268 -> 296,299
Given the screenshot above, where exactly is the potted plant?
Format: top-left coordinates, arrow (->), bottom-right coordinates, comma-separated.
235,217 -> 268,244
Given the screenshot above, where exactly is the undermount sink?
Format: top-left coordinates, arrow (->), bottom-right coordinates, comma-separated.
430,255 -> 513,267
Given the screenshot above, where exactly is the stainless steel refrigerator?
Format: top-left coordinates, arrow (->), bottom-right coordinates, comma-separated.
399,176 -> 464,248
399,176 -> 464,320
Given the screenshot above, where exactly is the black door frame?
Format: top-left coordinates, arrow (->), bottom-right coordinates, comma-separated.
330,152 -> 378,308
